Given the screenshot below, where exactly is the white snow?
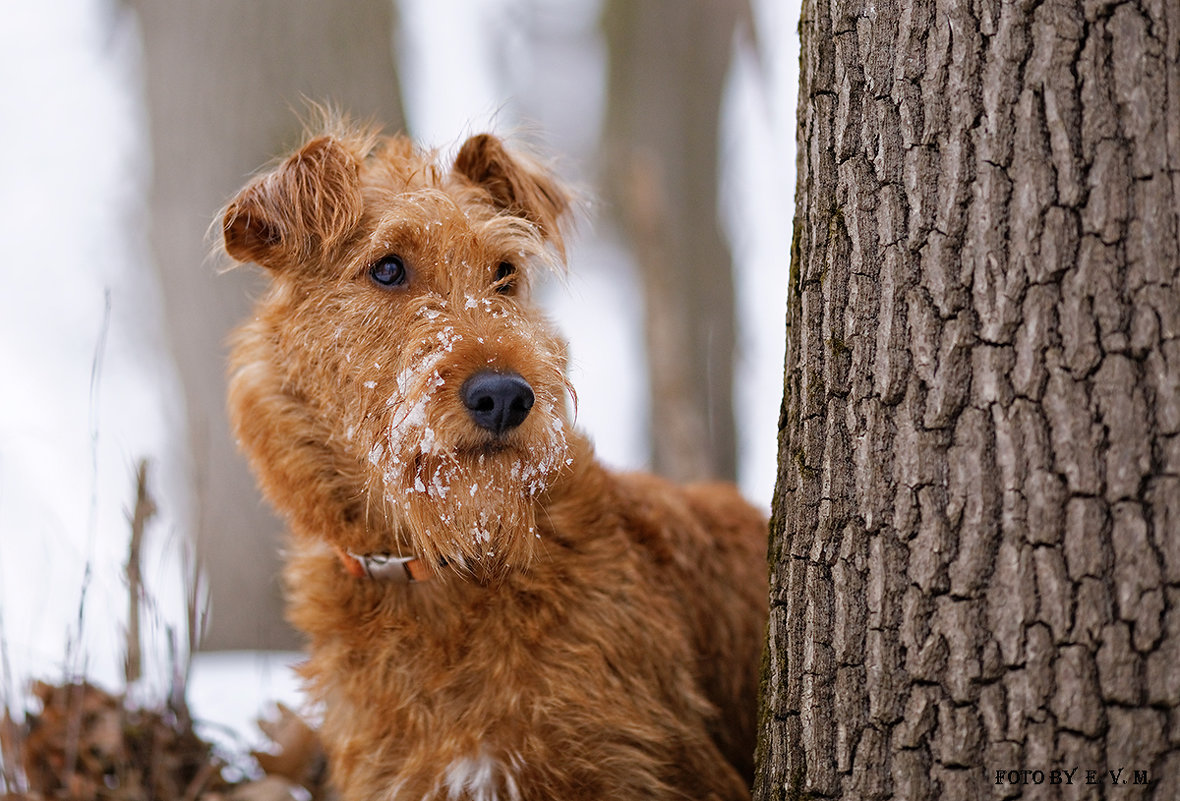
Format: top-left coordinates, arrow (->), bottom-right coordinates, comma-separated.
186,651 -> 307,760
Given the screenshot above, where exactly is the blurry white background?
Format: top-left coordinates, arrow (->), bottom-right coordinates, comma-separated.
0,0 -> 799,749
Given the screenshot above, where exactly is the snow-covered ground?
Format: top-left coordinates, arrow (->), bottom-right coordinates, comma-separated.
186,651 -> 306,762
0,0 -> 798,746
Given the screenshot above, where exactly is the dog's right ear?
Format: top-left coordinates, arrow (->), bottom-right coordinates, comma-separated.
223,136 -> 363,270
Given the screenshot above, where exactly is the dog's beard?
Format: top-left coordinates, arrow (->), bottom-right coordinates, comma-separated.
365,366 -> 570,579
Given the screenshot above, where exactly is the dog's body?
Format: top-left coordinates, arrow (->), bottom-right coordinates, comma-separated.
223,120 -> 767,801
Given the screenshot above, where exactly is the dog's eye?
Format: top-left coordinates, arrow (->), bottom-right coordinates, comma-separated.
493,261 -> 516,294
370,255 -> 407,288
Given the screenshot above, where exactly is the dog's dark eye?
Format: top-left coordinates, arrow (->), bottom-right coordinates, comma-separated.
370,255 -> 407,288
493,261 -> 516,294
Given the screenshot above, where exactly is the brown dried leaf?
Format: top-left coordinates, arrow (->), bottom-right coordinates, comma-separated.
252,705 -> 324,790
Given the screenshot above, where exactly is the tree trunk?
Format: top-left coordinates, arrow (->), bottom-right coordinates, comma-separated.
126,0 -> 404,650
757,0 -> 1180,797
602,0 -> 749,483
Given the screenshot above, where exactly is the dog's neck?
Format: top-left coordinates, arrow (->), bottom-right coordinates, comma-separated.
328,433 -> 606,585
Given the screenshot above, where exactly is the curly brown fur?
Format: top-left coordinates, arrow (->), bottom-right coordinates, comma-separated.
223,119 -> 767,801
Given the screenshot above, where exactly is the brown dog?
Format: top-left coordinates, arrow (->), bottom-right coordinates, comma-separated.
222,118 -> 767,801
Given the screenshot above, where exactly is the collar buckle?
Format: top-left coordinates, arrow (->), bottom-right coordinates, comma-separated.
349,551 -> 420,583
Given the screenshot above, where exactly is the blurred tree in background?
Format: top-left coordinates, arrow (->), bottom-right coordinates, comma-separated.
126,0 -> 404,650
603,0 -> 751,484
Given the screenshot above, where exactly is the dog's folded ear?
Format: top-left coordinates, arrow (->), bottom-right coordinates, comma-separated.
224,136 -> 363,270
453,134 -> 572,258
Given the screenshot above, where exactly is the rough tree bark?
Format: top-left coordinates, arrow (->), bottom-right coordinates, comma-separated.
757,0 -> 1180,798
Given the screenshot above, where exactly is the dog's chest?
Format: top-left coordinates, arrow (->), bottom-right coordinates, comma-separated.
441,750 -> 521,801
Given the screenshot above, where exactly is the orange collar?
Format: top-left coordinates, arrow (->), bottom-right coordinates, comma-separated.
334,546 -> 436,583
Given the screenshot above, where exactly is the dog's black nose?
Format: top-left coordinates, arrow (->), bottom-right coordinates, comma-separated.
461,371 -> 535,435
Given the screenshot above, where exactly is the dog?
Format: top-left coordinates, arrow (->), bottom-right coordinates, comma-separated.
222,117 -> 768,801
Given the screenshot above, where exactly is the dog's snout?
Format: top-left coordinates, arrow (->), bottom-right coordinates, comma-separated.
461,371 -> 535,435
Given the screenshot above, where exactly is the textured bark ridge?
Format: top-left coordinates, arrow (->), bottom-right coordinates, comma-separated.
758,0 -> 1180,798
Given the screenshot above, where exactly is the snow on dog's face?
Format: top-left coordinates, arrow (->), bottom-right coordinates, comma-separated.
224,123 -> 574,577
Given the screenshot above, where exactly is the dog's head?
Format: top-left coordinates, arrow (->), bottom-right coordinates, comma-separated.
224,122 -> 576,578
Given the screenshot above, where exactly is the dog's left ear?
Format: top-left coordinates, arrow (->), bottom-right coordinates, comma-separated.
453,134 -> 571,257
